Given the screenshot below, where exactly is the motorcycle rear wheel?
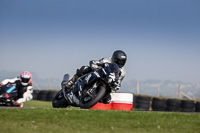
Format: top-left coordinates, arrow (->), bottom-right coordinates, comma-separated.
80,86 -> 106,109
52,90 -> 68,108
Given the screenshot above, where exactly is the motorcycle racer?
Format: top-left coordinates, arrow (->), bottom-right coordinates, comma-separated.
62,50 -> 127,104
0,71 -> 33,107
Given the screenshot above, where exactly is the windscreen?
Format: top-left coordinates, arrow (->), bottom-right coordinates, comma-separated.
108,63 -> 119,73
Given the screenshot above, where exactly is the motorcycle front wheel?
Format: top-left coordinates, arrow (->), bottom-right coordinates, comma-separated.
80,86 -> 106,109
52,90 -> 69,108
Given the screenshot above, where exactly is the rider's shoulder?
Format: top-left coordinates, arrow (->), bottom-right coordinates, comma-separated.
101,57 -> 112,63
9,77 -> 19,82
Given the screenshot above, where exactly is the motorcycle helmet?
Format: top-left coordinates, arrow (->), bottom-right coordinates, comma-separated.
112,50 -> 127,68
20,71 -> 31,86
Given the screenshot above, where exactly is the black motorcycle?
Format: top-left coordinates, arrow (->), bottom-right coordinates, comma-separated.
52,62 -> 120,109
0,83 -> 18,106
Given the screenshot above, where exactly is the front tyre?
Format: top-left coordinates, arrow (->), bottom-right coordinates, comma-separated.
80,86 -> 106,109
52,90 -> 68,108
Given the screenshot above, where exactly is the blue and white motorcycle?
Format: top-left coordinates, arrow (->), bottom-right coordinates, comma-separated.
52,63 -> 120,109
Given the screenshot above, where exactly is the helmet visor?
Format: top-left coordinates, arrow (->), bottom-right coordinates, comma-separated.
21,78 -> 30,83
114,59 -> 126,68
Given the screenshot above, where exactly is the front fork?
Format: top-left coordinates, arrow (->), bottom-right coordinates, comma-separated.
85,81 -> 98,97
62,87 -> 70,103
82,81 -> 106,99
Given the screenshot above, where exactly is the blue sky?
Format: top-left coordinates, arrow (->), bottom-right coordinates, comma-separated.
0,0 -> 200,84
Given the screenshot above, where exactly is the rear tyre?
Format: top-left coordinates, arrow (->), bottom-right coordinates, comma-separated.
80,86 -> 106,109
52,90 -> 68,108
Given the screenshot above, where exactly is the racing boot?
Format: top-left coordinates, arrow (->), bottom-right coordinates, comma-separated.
100,94 -> 111,104
62,75 -> 78,92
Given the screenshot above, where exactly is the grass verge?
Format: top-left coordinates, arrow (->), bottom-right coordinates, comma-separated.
0,100 -> 200,133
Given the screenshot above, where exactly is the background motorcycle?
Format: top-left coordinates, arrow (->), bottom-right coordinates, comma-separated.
0,83 -> 18,106
52,63 -> 120,109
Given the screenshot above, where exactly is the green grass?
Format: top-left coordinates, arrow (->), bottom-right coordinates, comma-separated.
0,100 -> 200,133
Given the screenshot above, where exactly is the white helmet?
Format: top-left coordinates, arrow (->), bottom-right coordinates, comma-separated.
20,71 -> 31,86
